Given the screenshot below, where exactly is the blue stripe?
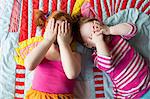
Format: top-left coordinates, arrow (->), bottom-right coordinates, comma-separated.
28,0 -> 32,38
67,0 -> 71,14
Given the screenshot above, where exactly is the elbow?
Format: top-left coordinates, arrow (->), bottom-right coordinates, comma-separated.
24,59 -> 35,71
66,66 -> 81,80
66,73 -> 79,79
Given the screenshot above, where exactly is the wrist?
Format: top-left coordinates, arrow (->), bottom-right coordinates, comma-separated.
58,42 -> 70,47
43,38 -> 53,45
95,39 -> 105,46
109,26 -> 115,35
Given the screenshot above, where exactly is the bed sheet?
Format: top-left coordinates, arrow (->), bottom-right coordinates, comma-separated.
0,0 -> 150,99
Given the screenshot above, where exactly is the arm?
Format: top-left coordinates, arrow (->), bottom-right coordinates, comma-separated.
57,21 -> 81,79
24,39 -> 53,71
24,18 -> 58,71
92,23 -> 112,71
109,23 -> 137,39
59,44 -> 81,79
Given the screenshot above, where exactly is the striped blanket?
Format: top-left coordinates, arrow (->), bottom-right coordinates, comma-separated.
0,0 -> 149,99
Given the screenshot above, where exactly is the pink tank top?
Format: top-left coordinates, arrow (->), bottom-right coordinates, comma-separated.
32,58 -> 75,94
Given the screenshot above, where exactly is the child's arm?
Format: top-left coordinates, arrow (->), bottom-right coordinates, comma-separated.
57,21 -> 81,79
24,19 -> 58,71
92,23 -> 112,71
109,23 -> 137,39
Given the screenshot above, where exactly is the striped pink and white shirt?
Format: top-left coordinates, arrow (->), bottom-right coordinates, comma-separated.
92,23 -> 150,98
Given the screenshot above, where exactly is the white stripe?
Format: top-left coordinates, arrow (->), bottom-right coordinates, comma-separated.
28,0 -> 33,38
114,95 -> 125,99
112,42 -> 130,66
129,24 -> 137,36
57,0 -> 61,11
16,69 -> 26,74
106,0 -> 111,15
35,27 -> 42,36
107,45 -> 131,73
35,0 -> 43,37
100,0 -> 108,20
117,75 -> 148,94
97,62 -> 111,69
144,4 -> 150,13
48,0 -> 52,14
95,91 -> 104,94
140,73 -> 150,90
39,0 -> 43,10
135,0 -> 141,8
93,71 -> 103,75
15,93 -> 24,98
114,53 -> 137,81
110,38 -> 124,55
111,0 -> 115,14
97,57 -> 112,64
16,85 -> 25,90
126,0 -> 132,9
138,0 -> 148,11
94,83 -> 104,87
116,56 -> 143,86
67,0 -> 71,14
94,0 -> 98,15
16,78 -> 25,82
94,77 -> 103,81
117,0 -> 124,12
114,53 -> 139,83
97,54 -> 112,59
115,0 -> 119,12
118,58 -> 144,88
17,0 -> 23,35
112,41 -> 127,59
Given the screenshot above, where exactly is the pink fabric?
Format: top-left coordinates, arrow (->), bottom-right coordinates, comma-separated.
92,23 -> 150,98
81,2 -> 101,21
32,58 -> 75,94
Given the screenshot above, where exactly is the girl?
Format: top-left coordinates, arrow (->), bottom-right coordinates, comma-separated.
75,17 -> 150,98
24,10 -> 81,99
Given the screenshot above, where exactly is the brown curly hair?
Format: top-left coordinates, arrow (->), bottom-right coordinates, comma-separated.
34,9 -> 77,50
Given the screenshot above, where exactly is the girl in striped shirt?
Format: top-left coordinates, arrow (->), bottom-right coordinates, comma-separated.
75,17 -> 150,98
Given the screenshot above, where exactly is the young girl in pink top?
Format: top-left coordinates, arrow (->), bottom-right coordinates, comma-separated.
75,17 -> 150,98
24,10 -> 81,99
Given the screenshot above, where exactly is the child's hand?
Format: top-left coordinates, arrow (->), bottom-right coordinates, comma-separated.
93,20 -> 110,35
44,18 -> 59,42
57,21 -> 73,46
91,30 -> 104,45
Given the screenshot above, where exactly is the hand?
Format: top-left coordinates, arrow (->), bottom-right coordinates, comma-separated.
44,18 -> 59,42
91,30 -> 104,45
93,20 -> 110,35
57,21 -> 73,46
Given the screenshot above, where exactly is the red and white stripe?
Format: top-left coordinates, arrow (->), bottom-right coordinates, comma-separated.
96,55 -> 112,70
93,67 -> 105,98
113,52 -> 137,81
116,56 -> 144,88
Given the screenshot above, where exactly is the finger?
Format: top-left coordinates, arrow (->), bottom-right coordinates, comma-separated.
58,24 -> 61,35
51,18 -> 55,30
65,21 -> 67,34
47,19 -> 52,28
68,23 -> 71,34
54,22 -> 59,34
61,21 -> 65,34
